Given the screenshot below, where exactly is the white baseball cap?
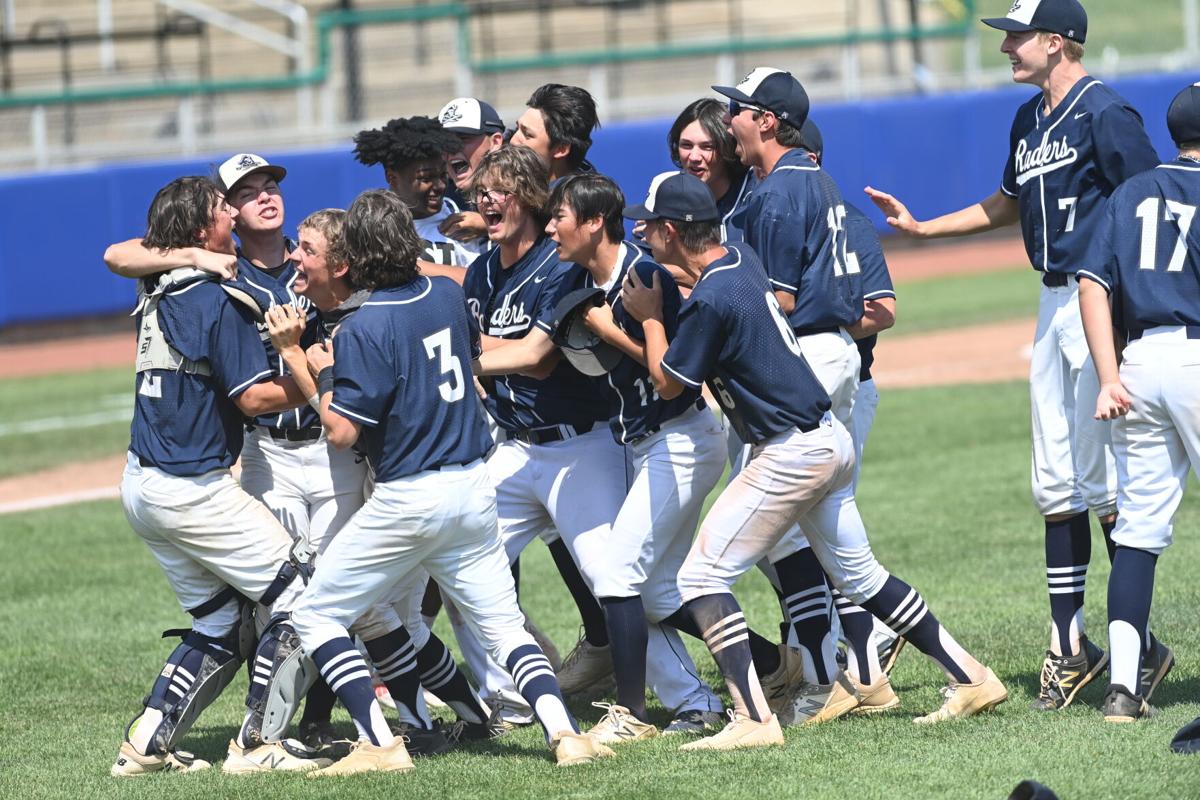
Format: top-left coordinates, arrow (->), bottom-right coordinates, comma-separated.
218,153 -> 287,193
438,97 -> 505,135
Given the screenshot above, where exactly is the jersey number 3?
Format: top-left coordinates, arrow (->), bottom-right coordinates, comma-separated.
1135,197 -> 1197,272
423,328 -> 465,403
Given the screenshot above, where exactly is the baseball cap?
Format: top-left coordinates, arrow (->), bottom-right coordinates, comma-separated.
550,287 -> 622,377
623,171 -> 719,223
800,118 -> 823,161
1167,83 -> 1200,145
218,153 -> 286,194
982,0 -> 1087,43
712,67 -> 809,131
438,97 -> 505,135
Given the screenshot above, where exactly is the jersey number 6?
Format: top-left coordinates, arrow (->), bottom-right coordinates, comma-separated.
423,327 -> 466,403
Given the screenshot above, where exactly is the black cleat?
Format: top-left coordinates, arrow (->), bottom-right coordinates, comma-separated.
1139,634 -> 1175,702
1030,636 -> 1108,711
1101,684 -> 1155,723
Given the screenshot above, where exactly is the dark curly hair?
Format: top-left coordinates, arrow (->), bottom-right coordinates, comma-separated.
353,116 -> 461,171
142,176 -> 224,251
344,190 -> 422,290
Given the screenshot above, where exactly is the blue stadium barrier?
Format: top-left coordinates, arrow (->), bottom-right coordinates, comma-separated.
4,70 -> 1198,328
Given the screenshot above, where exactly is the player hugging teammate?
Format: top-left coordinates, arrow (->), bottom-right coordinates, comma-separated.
106,0 -> 1200,777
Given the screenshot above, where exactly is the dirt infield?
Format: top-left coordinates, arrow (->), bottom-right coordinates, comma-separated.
0,234 -> 1032,512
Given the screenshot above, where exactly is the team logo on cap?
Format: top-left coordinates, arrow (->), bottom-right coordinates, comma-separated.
236,154 -> 259,171
440,102 -> 464,125
1009,1 -> 1022,12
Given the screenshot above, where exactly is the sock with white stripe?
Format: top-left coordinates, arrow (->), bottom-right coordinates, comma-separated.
313,637 -> 393,746
1045,511 -> 1091,656
363,627 -> 423,726
416,633 -> 488,725
662,607 -> 782,676
684,593 -> 770,722
601,595 -> 650,720
1108,545 -> 1158,693
505,644 -> 577,740
861,576 -> 977,685
773,547 -> 838,685
833,589 -> 879,685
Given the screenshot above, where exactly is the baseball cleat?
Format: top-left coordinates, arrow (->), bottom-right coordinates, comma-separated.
552,731 -> 616,766
221,738 -> 332,774
848,674 -> 900,715
779,672 -> 861,726
1101,684 -> 1156,723
556,635 -> 614,696
913,668 -> 1008,724
663,709 -> 725,735
678,711 -> 784,752
586,702 -> 659,745
1139,634 -> 1175,702
391,722 -> 457,756
759,644 -> 803,715
1031,636 -> 1108,711
525,618 -> 563,672
110,740 -> 211,777
307,738 -> 415,778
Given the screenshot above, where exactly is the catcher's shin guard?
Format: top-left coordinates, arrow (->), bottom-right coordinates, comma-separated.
139,628 -> 243,753
246,614 -> 318,744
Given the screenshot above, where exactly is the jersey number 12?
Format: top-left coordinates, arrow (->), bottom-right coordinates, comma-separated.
1135,197 -> 1197,272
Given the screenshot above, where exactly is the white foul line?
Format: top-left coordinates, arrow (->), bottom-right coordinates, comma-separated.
0,486 -> 120,515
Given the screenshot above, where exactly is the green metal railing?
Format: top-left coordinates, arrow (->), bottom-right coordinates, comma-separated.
0,1 -> 976,109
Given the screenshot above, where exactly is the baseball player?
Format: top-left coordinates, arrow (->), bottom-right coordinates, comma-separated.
288,189 -> 611,775
668,97 -> 755,243
544,173 -> 728,741
465,146 -> 724,731
711,68 -> 869,723
112,176 -> 328,776
621,170 -> 1007,750
865,0 -> 1170,711
1077,83 -> 1200,721
353,116 -> 484,271
510,83 -> 600,183
438,96 -> 507,243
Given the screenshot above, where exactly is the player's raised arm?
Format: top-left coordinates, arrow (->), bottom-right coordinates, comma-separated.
304,341 -> 361,449
863,186 -> 1019,239
104,237 -> 239,279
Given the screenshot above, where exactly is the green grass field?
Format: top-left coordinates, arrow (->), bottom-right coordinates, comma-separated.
892,266 -> 1037,336
3,380 -> 1198,799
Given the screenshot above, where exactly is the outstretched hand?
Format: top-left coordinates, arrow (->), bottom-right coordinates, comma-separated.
864,186 -> 923,236
620,268 -> 663,323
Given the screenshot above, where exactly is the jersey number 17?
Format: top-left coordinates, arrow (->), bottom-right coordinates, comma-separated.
1135,197 -> 1197,272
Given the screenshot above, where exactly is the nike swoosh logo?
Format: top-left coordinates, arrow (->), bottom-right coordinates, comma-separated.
534,276 -> 547,283
1074,112 -> 1089,120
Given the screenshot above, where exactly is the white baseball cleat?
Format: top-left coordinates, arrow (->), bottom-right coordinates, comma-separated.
556,635 -> 614,696
759,644 -> 803,714
221,739 -> 332,774
779,671 -> 861,726
307,738 -> 414,778
586,702 -> 659,745
552,731 -> 616,766
913,668 -> 1008,724
678,711 -> 784,752
110,740 -> 211,777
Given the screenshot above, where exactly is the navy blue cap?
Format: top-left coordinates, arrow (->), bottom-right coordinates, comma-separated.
438,97 -> 505,135
1168,83 -> 1200,145
712,67 -> 809,131
982,0 -> 1087,43
800,118 -> 823,162
623,171 -> 720,223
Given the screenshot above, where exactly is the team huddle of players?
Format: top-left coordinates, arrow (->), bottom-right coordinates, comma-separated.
104,0 -> 1200,779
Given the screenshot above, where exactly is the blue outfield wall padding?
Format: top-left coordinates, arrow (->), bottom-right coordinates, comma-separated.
5,69 -> 1200,328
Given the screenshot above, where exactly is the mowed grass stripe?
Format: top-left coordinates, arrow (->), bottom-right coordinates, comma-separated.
892,266 -> 1041,336
2,381 -> 1198,799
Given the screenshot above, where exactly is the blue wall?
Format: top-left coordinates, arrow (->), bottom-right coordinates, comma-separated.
5,70 -> 1198,328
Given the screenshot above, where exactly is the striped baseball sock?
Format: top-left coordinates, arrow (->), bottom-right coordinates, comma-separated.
416,633 -> 489,724
363,627 -> 423,726
685,593 -> 770,722
506,644 -> 577,740
662,606 -> 782,676
1108,546 -> 1158,693
833,589 -> 879,685
774,547 -> 838,684
861,576 -> 976,684
601,595 -> 650,719
1045,512 -> 1091,656
313,637 -> 393,746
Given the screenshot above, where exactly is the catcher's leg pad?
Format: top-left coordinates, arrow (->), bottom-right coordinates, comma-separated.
244,615 -> 317,744
261,640 -> 319,742
143,629 -> 242,753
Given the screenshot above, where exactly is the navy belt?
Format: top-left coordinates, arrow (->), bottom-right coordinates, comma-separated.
1041,271 -> 1073,287
265,426 -> 322,442
1127,326 -> 1200,341
509,421 -> 594,445
795,325 -> 839,336
627,398 -> 707,445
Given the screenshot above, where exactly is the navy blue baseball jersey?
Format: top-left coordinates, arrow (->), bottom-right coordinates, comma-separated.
741,148 -> 863,332
462,234 -> 612,432
328,276 -> 493,482
577,242 -> 702,444
844,202 -> 896,381
1079,158 -> 1200,335
1001,77 -> 1160,275
234,241 -> 322,433
661,242 -> 831,444
130,280 -> 273,476
718,171 -> 756,244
